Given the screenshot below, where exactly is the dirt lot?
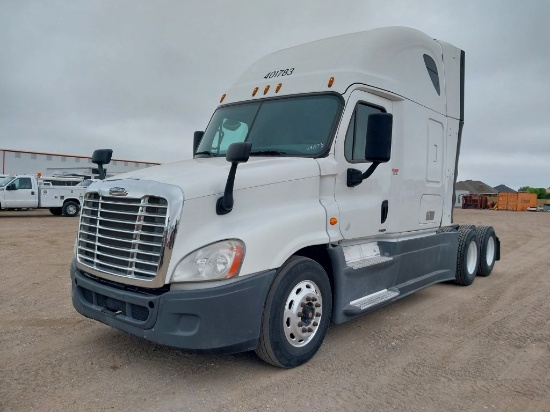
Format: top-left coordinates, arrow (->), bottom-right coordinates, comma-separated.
1,208 -> 549,411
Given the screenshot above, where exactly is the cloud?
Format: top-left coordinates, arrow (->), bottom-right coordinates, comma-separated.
0,0 -> 548,189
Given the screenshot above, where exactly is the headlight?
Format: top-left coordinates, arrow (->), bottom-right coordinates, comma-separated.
171,240 -> 245,283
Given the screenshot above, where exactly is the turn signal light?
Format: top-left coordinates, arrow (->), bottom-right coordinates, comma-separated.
252,87 -> 259,97
220,93 -> 226,103
330,217 -> 338,226
275,83 -> 282,93
328,77 -> 335,88
264,85 -> 270,95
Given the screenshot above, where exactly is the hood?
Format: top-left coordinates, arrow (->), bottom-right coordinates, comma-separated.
103,156 -> 321,200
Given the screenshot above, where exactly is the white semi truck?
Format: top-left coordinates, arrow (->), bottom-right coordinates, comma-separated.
71,27 -> 500,367
0,174 -> 85,216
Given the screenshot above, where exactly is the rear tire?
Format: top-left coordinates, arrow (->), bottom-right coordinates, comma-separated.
255,256 -> 332,368
62,201 -> 80,217
455,227 -> 479,286
475,225 -> 497,277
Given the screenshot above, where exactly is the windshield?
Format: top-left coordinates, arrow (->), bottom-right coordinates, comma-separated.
0,177 -> 14,187
196,94 -> 342,158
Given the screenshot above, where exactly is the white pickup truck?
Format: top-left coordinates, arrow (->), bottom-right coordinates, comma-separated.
0,174 -> 85,216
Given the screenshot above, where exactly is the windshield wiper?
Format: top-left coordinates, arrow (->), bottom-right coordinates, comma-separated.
249,150 -> 287,157
194,151 -> 214,157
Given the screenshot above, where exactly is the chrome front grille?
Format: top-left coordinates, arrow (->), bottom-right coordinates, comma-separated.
77,192 -> 169,281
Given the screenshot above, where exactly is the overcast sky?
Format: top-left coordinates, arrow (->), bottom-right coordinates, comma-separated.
1,0 -> 548,190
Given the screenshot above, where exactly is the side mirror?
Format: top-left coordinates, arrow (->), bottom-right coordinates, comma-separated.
216,142 -> 252,215
193,131 -> 204,155
365,113 -> 392,163
226,141 -> 252,163
91,149 -> 113,180
92,149 -> 113,165
6,183 -> 16,191
347,113 -> 393,187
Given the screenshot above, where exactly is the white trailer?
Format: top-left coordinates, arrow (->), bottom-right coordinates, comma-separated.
0,175 -> 85,216
71,27 -> 500,367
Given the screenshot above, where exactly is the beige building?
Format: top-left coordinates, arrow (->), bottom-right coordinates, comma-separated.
1,148 -> 159,178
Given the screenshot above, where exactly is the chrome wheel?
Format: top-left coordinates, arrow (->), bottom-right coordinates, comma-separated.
283,280 -> 323,347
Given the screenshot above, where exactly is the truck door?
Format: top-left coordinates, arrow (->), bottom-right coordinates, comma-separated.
334,90 -> 393,240
4,177 -> 37,208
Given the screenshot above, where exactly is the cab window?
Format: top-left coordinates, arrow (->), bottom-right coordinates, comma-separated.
14,177 -> 33,189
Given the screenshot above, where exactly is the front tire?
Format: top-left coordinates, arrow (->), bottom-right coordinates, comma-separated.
62,201 -> 80,217
255,256 -> 332,368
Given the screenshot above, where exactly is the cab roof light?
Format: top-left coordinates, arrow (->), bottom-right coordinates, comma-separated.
263,85 -> 270,95
275,83 -> 282,93
328,77 -> 335,88
220,93 -> 226,103
252,87 -> 259,97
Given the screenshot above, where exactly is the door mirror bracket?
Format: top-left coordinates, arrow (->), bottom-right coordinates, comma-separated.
347,163 -> 379,187
216,142 -> 252,215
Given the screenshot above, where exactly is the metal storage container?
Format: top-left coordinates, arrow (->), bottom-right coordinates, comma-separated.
516,192 -> 537,211
497,192 -> 509,210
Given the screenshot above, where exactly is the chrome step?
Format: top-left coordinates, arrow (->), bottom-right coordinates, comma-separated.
349,289 -> 400,311
347,256 -> 393,270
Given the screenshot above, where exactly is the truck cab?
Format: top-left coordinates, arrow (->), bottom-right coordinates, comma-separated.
71,27 -> 499,368
0,175 -> 38,209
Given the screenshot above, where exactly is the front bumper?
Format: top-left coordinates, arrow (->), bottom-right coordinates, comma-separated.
71,259 -> 276,353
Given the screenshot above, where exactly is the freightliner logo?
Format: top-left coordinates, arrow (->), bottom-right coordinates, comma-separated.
109,187 -> 128,196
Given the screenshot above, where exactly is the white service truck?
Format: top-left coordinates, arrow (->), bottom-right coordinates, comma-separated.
0,174 -> 85,216
71,27 -> 500,368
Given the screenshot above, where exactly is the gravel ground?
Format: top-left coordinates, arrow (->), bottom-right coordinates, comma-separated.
1,208 -> 549,411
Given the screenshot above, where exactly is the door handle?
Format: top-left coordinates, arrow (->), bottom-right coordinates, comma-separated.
381,200 -> 389,224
